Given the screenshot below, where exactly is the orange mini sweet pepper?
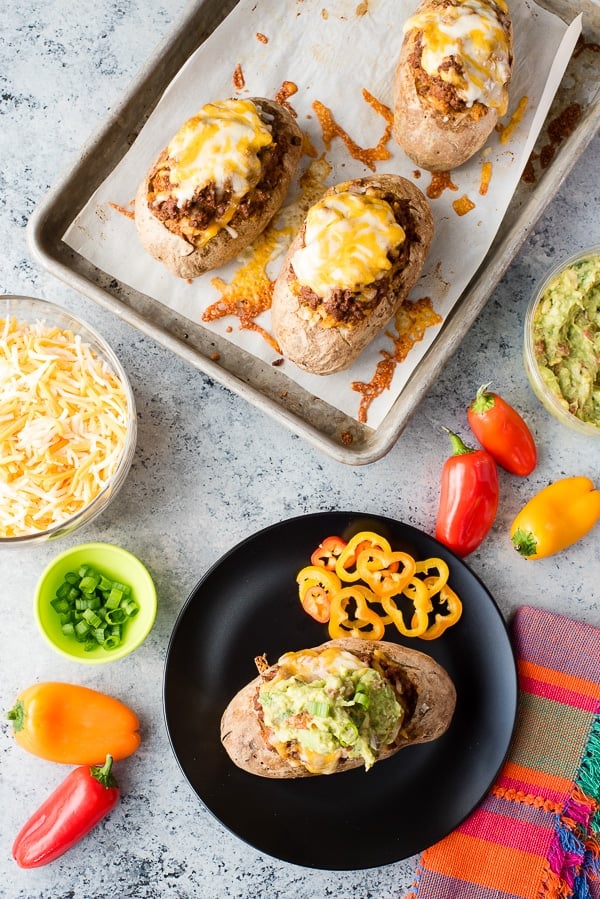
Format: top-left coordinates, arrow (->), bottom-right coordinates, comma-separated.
510,476 -> 600,560
7,682 -> 141,765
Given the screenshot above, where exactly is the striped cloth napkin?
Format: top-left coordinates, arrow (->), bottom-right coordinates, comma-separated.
405,605 -> 600,899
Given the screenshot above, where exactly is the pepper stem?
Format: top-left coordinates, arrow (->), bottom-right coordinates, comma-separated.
470,383 -> 496,415
444,428 -> 474,456
90,754 -> 118,790
6,699 -> 25,731
511,528 -> 538,559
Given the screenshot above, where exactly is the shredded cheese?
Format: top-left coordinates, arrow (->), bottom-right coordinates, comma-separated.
406,0 -> 511,113
291,190 -> 405,296
273,647 -> 367,682
0,316 -> 130,538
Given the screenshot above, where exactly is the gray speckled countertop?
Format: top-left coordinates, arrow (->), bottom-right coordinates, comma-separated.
1,2 -> 599,897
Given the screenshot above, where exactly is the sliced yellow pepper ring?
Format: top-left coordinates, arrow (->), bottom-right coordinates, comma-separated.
414,557 -> 450,597
418,584 -> 463,640
298,531 -> 463,642
296,565 -> 342,596
335,531 -> 393,582
328,585 -> 386,641
356,547 -> 417,597
380,579 -> 431,638
402,576 -> 434,612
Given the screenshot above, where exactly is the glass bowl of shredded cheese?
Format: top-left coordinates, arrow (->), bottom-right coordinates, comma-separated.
0,296 -> 137,544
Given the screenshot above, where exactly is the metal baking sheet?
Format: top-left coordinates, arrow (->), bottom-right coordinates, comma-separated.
27,0 -> 600,465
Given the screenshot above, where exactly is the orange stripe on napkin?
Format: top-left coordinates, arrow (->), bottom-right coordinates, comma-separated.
421,831 -> 546,893
497,761 -> 574,796
518,659 -> 600,700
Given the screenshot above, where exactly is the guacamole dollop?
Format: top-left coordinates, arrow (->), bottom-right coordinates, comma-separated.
259,651 -> 403,773
532,254 -> 600,427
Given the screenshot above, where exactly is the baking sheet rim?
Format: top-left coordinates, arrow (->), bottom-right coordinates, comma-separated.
25,0 -> 600,465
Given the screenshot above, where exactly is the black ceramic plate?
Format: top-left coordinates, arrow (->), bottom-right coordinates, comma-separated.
163,512 -> 517,870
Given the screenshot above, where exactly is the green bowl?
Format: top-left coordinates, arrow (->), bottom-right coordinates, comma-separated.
35,542 -> 157,664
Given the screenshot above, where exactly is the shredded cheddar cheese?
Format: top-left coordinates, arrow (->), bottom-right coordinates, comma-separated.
406,0 -> 511,113
272,647 -> 367,682
0,316 -> 129,538
291,190 -> 405,296
152,98 -> 273,247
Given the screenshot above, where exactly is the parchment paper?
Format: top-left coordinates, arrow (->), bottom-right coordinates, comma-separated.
64,0 -> 582,427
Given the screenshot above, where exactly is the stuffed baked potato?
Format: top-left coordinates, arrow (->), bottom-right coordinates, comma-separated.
134,97 -> 303,278
393,0 -> 513,171
271,174 -> 434,375
220,638 -> 456,778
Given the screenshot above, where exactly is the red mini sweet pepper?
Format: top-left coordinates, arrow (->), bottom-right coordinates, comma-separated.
467,383 -> 537,476
12,754 -> 120,868
435,430 -> 499,557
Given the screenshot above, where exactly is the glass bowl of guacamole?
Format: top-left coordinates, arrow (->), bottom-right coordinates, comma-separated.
524,246 -> 600,437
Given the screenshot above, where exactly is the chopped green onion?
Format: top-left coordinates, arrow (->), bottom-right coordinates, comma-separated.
121,599 -> 139,618
103,634 -> 121,650
50,564 -> 137,652
55,582 -> 71,600
50,597 -> 70,614
339,722 -> 359,747
107,587 -> 123,605
79,575 -> 100,593
82,608 -> 102,629
353,691 -> 370,709
105,608 -> 126,625
306,700 -> 331,717
75,620 -> 90,638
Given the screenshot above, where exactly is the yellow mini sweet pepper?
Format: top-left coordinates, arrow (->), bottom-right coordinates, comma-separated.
510,476 -> 600,560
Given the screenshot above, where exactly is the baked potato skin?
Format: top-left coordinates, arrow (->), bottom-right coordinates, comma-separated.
271,174 -> 434,375
134,97 -> 303,279
393,0 -> 513,172
220,638 -> 456,779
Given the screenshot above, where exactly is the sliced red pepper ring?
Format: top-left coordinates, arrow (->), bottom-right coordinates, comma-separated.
418,584 -> 463,640
296,565 -> 342,624
300,585 -> 331,623
310,536 -> 347,571
328,585 -> 386,641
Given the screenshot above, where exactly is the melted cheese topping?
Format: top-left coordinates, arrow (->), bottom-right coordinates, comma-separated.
0,316 -> 129,538
405,0 -> 511,112
291,190 -> 405,296
272,647 -> 367,683
151,98 -> 273,245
